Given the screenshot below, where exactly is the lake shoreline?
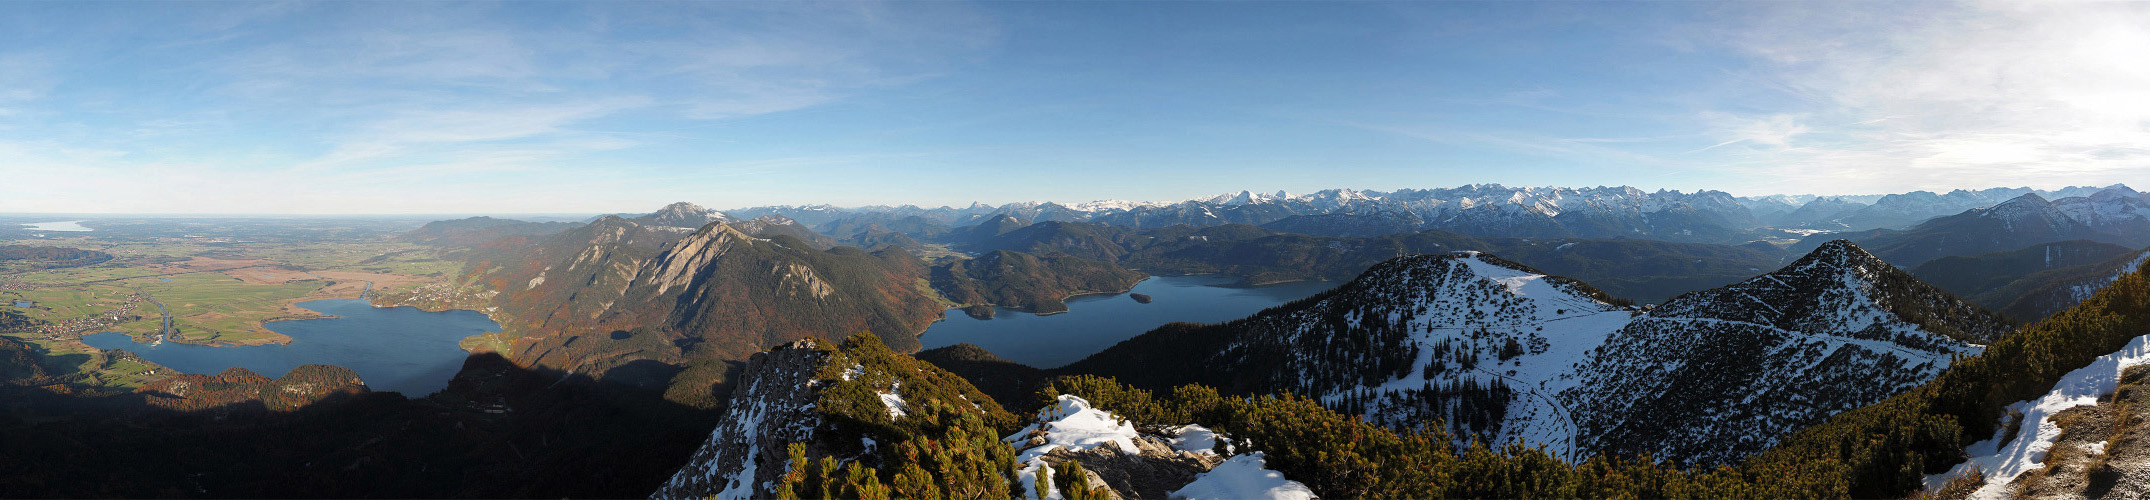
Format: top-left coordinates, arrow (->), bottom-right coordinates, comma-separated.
80,298 -> 501,396
917,275 -> 1334,368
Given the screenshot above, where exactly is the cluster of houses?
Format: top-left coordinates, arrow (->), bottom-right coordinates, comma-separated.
26,294 -> 145,338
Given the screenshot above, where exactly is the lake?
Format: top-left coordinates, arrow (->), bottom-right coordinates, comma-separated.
82,299 -> 499,396
918,275 -> 1335,368
21,220 -> 93,232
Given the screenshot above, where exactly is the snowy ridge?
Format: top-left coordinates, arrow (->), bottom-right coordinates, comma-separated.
1558,240 -> 1996,465
2053,185 -> 2150,234
1112,240 -> 2004,466
1292,252 -> 1631,457
1927,334 -> 2150,499
724,184 -> 2136,241
637,201 -> 735,228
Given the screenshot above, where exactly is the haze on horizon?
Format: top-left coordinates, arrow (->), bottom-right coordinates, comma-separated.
3,0 -> 2148,215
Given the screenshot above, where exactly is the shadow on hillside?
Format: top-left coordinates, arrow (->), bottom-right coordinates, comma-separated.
0,353 -> 723,499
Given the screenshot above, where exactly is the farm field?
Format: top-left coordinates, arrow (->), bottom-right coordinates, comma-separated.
1,222 -> 472,390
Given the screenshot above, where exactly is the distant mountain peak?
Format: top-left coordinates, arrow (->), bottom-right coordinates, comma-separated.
659,201 -> 708,213
1995,191 -> 2051,207
1976,192 -> 2079,230
637,202 -> 734,228
2091,184 -> 2143,200
749,214 -> 799,225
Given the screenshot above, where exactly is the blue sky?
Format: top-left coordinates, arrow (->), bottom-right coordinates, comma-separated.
3,1 -> 2147,214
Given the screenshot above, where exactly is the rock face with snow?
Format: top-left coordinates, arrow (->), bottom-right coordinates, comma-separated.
1562,240 -> 2005,465
1928,335 -> 2150,500
1006,395 -> 1312,500
655,335 -> 1023,500
655,340 -> 829,500
1975,362 -> 2150,500
1067,240 -> 2005,466
635,201 -> 736,229
2052,185 -> 2150,237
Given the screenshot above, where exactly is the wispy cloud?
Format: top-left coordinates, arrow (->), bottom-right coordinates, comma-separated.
296,97 -> 652,171
1699,0 -> 2150,193
1687,111 -> 1809,153
0,1 -> 997,213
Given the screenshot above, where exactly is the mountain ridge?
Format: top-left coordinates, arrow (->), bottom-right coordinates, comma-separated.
1058,240 -> 2002,466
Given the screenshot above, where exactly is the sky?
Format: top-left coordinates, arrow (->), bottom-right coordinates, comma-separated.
2,1 -> 2148,214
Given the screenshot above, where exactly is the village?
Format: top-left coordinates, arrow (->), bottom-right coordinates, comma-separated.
0,289 -> 150,340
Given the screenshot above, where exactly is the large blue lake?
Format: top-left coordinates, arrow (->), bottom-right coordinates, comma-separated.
919,275 -> 1335,368
83,299 -> 499,396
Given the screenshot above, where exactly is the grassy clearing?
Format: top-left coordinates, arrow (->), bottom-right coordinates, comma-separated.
914,278 -> 964,310
457,331 -> 514,355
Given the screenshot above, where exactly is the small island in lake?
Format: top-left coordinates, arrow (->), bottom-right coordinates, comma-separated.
1129,293 -> 1152,304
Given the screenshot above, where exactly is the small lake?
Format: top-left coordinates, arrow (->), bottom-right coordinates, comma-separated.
919,275 -> 1335,368
21,220 -> 93,232
83,299 -> 499,396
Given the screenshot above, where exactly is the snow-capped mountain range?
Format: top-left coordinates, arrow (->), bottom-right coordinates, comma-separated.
722,184 -> 2138,244
1815,190 -> 2150,267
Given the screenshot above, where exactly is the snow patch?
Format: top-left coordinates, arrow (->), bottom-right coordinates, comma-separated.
1006,395 -> 1144,500
879,382 -> 908,419
1926,333 -> 2150,499
1006,395 -> 1141,460
1169,424 -> 1224,456
1169,452 -> 1318,500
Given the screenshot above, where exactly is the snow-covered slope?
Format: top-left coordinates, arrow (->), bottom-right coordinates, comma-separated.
2071,249 -> 2150,304
2053,185 -> 2150,236
1996,247 -> 2150,320
1299,252 -> 1635,455
1560,240 -> 2002,465
1069,240 -> 2007,466
1927,334 -> 2150,500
